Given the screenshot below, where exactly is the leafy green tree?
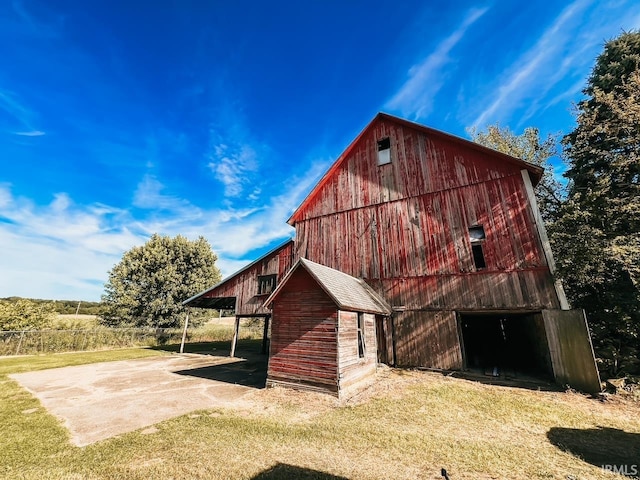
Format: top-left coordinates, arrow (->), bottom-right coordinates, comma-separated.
551,31 -> 640,376
468,125 -> 563,222
100,234 -> 221,328
0,299 -> 56,331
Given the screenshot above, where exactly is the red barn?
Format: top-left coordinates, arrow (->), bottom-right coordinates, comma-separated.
185,113 -> 601,394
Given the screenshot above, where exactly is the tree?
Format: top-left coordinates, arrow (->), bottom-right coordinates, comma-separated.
551,31 -> 640,376
100,234 -> 221,328
0,299 -> 56,331
468,125 -> 563,222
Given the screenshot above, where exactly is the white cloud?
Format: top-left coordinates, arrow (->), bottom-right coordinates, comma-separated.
468,0 -> 640,129
0,158 -> 329,300
385,7 -> 488,119
14,130 -> 45,136
471,0 -> 591,128
0,89 -> 37,131
208,140 -> 259,197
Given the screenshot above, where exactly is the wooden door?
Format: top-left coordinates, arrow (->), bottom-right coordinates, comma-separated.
542,309 -> 601,393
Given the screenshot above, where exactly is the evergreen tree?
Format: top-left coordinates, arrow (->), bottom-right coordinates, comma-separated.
551,31 -> 640,376
100,234 -> 221,328
468,125 -> 563,222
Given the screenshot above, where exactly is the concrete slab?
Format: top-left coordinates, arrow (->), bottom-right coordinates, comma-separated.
9,353 -> 266,446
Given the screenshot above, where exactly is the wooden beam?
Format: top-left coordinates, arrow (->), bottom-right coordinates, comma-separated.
230,315 -> 240,358
179,309 -> 190,354
521,169 -> 570,310
261,315 -> 270,354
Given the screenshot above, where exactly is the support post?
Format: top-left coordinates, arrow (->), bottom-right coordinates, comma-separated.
261,315 -> 270,354
230,315 -> 240,358
521,169 -> 570,309
179,309 -> 190,354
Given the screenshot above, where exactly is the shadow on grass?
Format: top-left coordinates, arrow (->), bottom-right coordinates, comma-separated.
151,338 -> 263,355
547,426 -> 640,476
445,369 -> 561,392
252,463 -> 348,479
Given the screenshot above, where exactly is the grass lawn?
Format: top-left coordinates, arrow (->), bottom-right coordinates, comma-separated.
1,344 -> 639,480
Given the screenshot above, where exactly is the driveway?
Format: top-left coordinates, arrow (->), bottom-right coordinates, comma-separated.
10,352 -> 267,446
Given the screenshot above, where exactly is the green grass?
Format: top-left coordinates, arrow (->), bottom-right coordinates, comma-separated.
0,348 -> 167,375
1,349 -> 639,479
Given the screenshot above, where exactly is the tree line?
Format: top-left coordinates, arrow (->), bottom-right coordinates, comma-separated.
470,31 -> 640,377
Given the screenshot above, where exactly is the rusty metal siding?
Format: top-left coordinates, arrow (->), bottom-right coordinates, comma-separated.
202,241 -> 294,316
267,267 -> 339,394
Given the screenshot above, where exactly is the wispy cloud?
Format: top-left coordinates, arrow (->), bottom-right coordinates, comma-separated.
0,157 -> 329,300
0,89 -> 37,131
471,0 -> 591,128
208,141 -> 259,197
13,130 -> 45,136
385,7 -> 488,119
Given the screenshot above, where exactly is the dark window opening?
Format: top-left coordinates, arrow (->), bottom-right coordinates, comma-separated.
377,137 -> 391,165
471,244 -> 486,269
377,137 -> 391,151
357,312 -> 366,358
257,274 -> 276,295
469,225 -> 487,270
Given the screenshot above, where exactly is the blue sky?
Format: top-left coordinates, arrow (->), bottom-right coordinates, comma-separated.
1,0 -> 639,301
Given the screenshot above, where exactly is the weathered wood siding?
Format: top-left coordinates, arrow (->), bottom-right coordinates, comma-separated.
267,267 -> 339,394
394,311 -> 462,369
202,241 -> 294,316
293,118 -> 560,311
542,309 -> 601,393
294,117 -> 540,221
337,311 -> 377,394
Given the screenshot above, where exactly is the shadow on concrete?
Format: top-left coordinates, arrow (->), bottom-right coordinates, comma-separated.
252,463 -> 348,480
173,355 -> 267,388
547,426 -> 640,476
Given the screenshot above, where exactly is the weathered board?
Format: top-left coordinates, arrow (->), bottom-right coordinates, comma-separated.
267,267 -> 339,393
337,311 -> 377,395
198,241 -> 294,316
543,309 -> 601,393
394,310 -> 462,369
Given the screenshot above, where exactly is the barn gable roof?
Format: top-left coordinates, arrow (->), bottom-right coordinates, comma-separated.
264,258 -> 392,315
182,239 -> 293,309
287,112 -> 544,226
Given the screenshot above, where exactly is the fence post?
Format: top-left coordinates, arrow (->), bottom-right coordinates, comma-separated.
180,309 -> 190,354
15,330 -> 25,355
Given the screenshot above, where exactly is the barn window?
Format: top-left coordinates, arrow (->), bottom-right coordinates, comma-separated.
469,226 -> 487,270
377,137 -> 391,165
257,274 -> 276,295
357,312 -> 366,358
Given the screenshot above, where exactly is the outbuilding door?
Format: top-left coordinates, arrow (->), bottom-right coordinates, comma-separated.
542,309 -> 601,393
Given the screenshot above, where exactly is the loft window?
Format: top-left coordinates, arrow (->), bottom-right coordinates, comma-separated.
469,225 -> 487,270
357,312 -> 366,358
257,274 -> 276,295
377,137 -> 391,165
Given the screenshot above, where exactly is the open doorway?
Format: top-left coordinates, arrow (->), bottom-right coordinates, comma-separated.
458,312 -> 553,380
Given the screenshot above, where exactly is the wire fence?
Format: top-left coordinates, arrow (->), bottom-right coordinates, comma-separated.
0,323 -> 263,356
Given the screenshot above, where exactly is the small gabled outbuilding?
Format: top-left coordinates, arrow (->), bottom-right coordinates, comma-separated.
264,258 -> 392,397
